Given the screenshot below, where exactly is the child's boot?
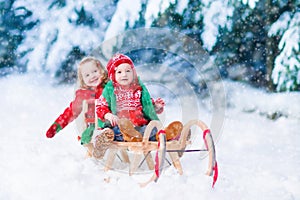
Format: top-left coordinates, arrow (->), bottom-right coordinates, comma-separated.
93,128 -> 114,159
157,121 -> 183,141
118,118 -> 143,142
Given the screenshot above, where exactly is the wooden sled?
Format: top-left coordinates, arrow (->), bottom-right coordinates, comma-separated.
80,101 -> 217,187
92,119 -> 218,187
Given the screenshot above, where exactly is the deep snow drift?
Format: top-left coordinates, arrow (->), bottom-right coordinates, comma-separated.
0,74 -> 299,200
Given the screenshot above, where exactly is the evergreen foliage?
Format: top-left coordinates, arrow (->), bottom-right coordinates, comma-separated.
269,4 -> 300,91
55,46 -> 85,84
214,1 -> 284,88
0,0 -> 299,92
0,0 -> 37,75
152,0 -> 204,42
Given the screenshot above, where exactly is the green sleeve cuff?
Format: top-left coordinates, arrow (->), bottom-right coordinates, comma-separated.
97,118 -> 106,128
54,122 -> 62,132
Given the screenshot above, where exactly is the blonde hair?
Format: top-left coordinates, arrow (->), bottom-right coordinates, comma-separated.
77,56 -> 108,88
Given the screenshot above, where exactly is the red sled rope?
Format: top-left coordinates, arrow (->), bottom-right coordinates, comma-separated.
155,130 -> 166,180
203,129 -> 218,188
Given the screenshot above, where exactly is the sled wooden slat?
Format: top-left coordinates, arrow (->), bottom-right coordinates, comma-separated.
143,152 -> 154,170
103,148 -> 118,171
120,149 -> 130,163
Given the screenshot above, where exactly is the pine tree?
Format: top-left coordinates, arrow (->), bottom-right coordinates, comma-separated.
214,0 -> 292,90
269,3 -> 300,91
14,0 -> 116,83
0,0 -> 37,75
152,0 -> 204,38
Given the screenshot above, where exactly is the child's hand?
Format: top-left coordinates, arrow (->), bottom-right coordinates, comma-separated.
154,98 -> 165,114
104,113 -> 119,126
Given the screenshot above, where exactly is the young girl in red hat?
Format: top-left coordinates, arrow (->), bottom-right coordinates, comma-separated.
95,53 -> 166,142
46,56 -> 109,155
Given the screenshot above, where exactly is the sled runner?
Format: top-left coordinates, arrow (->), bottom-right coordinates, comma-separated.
132,119 -> 217,188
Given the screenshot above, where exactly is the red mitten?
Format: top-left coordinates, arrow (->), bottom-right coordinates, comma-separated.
46,123 -> 59,138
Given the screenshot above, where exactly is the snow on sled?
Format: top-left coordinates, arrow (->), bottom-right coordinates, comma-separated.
87,118 -> 218,188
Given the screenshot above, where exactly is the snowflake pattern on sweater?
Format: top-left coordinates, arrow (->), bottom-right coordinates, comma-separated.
116,88 -> 142,111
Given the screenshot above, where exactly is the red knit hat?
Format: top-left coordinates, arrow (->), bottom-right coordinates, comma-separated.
106,54 -> 135,82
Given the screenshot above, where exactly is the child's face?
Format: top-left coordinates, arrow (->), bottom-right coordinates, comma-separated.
81,61 -> 102,88
115,63 -> 134,87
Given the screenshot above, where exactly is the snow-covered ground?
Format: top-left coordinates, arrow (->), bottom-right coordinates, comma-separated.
1,73 -> 299,200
